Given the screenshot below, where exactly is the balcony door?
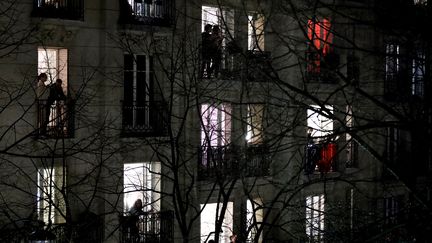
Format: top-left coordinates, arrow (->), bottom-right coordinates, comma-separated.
124,54 -> 154,130
200,103 -> 232,167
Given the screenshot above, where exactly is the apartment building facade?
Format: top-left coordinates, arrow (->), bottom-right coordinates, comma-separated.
0,0 -> 430,242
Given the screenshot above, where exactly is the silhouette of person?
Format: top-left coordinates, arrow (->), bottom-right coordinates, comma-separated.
44,79 -> 66,134
129,199 -> 145,216
36,73 -> 48,99
201,24 -> 213,78
210,25 -> 223,78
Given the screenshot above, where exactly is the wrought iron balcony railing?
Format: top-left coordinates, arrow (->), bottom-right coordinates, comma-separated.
122,101 -> 168,137
198,145 -> 270,180
32,0 -> 84,20
120,211 -> 174,243
36,99 -> 75,138
119,0 -> 173,26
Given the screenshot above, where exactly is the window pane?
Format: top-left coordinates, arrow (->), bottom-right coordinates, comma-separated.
124,162 -> 161,212
307,105 -> 333,140
200,202 -> 233,243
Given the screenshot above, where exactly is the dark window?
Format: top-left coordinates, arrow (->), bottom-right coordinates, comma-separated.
122,54 -> 167,136
383,196 -> 404,225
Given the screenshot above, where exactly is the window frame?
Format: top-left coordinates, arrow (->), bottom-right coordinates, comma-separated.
246,198 -> 264,243
38,47 -> 68,93
37,164 -> 66,225
248,13 -> 265,51
200,103 -> 232,148
200,202 -> 234,243
123,162 -> 161,213
246,104 -> 264,145
305,194 -> 325,242
123,54 -> 154,130
306,17 -> 333,75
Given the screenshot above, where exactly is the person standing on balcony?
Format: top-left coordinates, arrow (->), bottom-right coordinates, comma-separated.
127,199 -> 145,240
37,73 -> 49,135
36,73 -> 48,99
210,25 -> 223,78
45,79 -> 66,133
201,24 -> 213,78
129,199 -> 145,216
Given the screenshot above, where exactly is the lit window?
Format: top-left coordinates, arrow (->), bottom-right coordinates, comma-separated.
307,18 -> 333,74
201,103 -> 232,147
246,198 -> 263,243
127,0 -> 168,19
248,14 -> 265,51
123,162 -> 161,213
306,194 -> 325,242
200,202 -> 233,243
201,6 -> 234,38
307,105 -> 333,141
38,47 -> 68,91
202,6 -> 235,70
306,105 -> 336,173
37,165 -> 66,224
246,104 -> 264,145
37,48 -> 70,137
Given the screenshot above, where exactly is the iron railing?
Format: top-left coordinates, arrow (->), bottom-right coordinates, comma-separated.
121,101 -> 168,137
198,145 -> 270,180
36,99 -> 75,138
120,211 -> 174,243
0,220 -> 103,243
32,0 -> 84,20
119,0 -> 173,26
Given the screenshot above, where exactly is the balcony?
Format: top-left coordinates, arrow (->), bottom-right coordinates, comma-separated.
305,142 -> 337,174
32,0 -> 84,20
36,99 -> 75,138
198,145 -> 270,180
121,101 -> 168,137
120,211 -> 174,243
119,0 -> 173,26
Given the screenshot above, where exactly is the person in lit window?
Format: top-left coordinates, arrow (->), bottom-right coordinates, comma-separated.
45,79 -> 66,134
129,199 -> 145,216
36,73 -> 48,99
127,199 -> 145,240
201,24 -> 213,78
210,25 -> 223,78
